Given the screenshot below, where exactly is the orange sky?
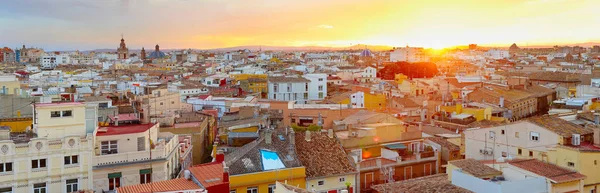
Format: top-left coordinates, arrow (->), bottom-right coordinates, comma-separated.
2,0 -> 599,50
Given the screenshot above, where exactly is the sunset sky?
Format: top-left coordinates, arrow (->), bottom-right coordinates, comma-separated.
1,0 -> 598,51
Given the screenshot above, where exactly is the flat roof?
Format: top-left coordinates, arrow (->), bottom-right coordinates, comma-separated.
96,123 -> 155,136
36,102 -> 84,107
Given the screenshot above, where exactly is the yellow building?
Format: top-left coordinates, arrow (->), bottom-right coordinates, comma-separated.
0,74 -> 20,95
0,102 -> 95,193
226,130 -> 307,193
231,74 -> 268,94
548,144 -> 600,192
439,104 -> 492,121
341,91 -> 387,111
0,117 -> 32,132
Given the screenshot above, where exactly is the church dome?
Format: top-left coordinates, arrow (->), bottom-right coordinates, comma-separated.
148,44 -> 166,59
360,49 -> 372,57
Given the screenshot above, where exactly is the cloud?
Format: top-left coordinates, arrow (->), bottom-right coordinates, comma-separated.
317,24 -> 334,29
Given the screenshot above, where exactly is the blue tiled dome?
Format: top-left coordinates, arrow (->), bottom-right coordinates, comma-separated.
149,44 -> 166,59
360,49 -> 372,57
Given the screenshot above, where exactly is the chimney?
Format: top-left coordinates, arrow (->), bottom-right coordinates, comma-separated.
114,116 -> 119,126
594,113 -> 600,125
499,96 -> 505,108
215,149 -> 224,163
184,170 -> 191,180
265,129 -> 272,145
222,164 -> 230,183
328,129 -> 334,138
305,130 -> 311,142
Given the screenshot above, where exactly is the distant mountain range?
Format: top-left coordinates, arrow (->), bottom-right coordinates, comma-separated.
77,44 -> 394,53
66,42 -> 600,53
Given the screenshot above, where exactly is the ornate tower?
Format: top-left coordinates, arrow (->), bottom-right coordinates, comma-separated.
117,36 -> 129,59
140,47 -> 146,60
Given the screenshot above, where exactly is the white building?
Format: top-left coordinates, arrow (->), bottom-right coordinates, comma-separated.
0,102 -> 95,193
484,49 -> 510,59
92,123 -> 182,192
390,46 -> 428,62
41,54 -> 70,69
303,73 -> 327,101
350,91 -> 365,108
268,76 -> 310,104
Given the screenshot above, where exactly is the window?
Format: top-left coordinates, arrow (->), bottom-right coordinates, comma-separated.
268,184 -> 276,193
529,151 -> 534,157
287,83 -> 292,92
305,83 -> 308,91
595,160 -> 598,165
101,140 -> 118,155
32,159 -> 46,169
171,101 -> 175,104
501,129 -> 505,135
0,162 -> 12,173
515,132 -> 519,138
108,172 -> 121,190
274,84 -> 279,92
318,78 -> 323,81
247,187 -> 258,193
568,162 -> 575,167
291,118 -> 296,123
317,180 -> 325,186
51,111 -> 61,117
140,169 -> 152,184
318,92 -> 324,99
339,177 -> 346,182
33,183 -> 45,193
99,103 -> 108,108
62,110 -> 72,117
530,132 -> 540,141
64,155 -> 78,165
518,149 -> 522,155
160,102 -> 163,105
304,93 -> 308,99
318,85 -> 323,91
66,179 -> 78,192
98,116 -> 104,122
137,137 -> 146,151
502,152 -> 507,157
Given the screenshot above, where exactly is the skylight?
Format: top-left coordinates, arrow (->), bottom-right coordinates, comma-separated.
260,150 -> 286,170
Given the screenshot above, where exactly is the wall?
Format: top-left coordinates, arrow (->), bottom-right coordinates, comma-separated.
0,75 -> 20,95
307,174 -> 356,193
0,117 -> 32,132
229,167 -> 307,193
36,103 -> 87,139
464,121 -> 559,161
548,146 -> 600,192
450,169 -> 547,193
0,136 -> 94,193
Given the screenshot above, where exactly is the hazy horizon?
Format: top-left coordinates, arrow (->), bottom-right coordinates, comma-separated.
2,0 -> 600,51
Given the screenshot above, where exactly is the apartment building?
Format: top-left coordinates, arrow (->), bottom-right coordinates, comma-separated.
0,102 -> 95,193
268,76 -> 310,104
92,123 -> 183,192
303,73 -> 328,101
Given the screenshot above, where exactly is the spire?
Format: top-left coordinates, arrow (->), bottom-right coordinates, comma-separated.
155,44 -> 160,51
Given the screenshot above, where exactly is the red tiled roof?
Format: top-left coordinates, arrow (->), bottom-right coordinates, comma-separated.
508,159 -> 586,183
116,178 -> 201,193
198,94 -> 211,100
96,124 -> 155,136
189,162 -> 225,188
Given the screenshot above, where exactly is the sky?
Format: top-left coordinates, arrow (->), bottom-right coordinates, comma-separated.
1,0 -> 599,51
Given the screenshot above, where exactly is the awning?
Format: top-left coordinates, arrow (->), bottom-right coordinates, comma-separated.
384,143 -> 407,150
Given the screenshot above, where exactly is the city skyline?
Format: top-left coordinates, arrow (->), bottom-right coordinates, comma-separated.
2,0 -> 600,51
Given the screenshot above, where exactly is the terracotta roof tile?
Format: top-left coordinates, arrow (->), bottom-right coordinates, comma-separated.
188,162 -> 226,187
371,173 -> 473,193
116,178 -> 201,193
526,116 -> 594,138
295,132 -> 357,178
508,159 -> 586,183
448,159 -> 502,177
426,137 -> 460,151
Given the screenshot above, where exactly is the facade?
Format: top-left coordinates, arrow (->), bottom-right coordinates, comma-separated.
41,54 -> 70,69
0,74 -> 20,95
346,91 -> 386,110
548,141 -> 600,192
92,123 -> 183,192
389,46 -> 428,62
303,73 -> 328,101
0,102 -> 95,193
464,116 -> 593,161
268,76 -> 310,104
484,49 -> 510,59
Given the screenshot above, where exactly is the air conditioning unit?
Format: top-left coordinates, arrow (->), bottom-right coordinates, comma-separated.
485,150 -> 493,155
480,149 -> 485,154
